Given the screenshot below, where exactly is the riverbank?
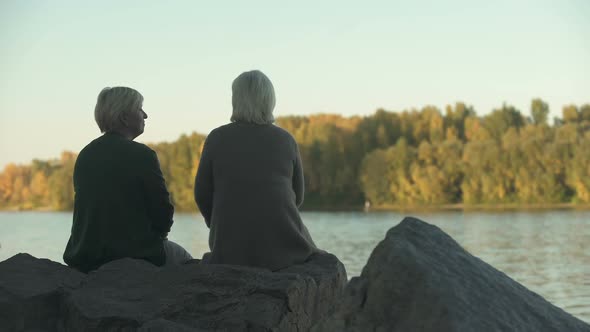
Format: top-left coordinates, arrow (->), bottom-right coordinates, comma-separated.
300,202 -> 590,213
3,203 -> 590,213
0,206 -> 59,212
364,202 -> 590,212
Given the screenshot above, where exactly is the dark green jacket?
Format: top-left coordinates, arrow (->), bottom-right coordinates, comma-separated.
63,132 -> 174,273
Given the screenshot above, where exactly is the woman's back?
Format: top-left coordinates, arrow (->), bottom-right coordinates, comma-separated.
64,133 -> 170,272
195,122 -> 315,270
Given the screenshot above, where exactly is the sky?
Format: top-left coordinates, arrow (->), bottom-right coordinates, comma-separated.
0,0 -> 589,169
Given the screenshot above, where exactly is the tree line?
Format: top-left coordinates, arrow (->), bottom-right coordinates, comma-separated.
1,99 -> 589,211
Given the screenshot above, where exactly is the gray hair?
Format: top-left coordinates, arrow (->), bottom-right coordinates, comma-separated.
94,86 -> 144,133
231,70 -> 276,124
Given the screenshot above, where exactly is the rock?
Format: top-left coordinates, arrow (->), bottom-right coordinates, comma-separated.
0,252 -> 346,331
139,319 -> 203,332
313,217 -> 590,332
0,253 -> 85,331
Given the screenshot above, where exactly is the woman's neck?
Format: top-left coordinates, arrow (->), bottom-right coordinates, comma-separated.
106,129 -> 135,141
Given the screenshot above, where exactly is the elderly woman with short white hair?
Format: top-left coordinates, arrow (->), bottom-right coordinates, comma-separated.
195,70 -> 318,270
63,86 -> 192,273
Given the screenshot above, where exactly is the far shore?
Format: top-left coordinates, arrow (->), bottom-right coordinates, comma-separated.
363,203 -> 590,212
0,203 -> 590,213
303,202 -> 590,213
3,203 -> 590,213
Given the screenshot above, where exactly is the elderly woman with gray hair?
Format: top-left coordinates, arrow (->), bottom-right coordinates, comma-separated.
195,70 -> 318,270
63,86 -> 192,273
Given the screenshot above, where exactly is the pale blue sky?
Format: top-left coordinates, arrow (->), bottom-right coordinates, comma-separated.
1,0 -> 588,168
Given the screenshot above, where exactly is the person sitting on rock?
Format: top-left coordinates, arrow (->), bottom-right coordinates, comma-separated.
63,86 -> 192,273
194,70 -> 318,270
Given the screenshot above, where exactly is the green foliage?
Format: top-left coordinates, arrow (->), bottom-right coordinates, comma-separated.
50,153 -> 74,209
484,104 -> 525,141
580,104 -> 590,122
149,133 -> 206,212
444,102 -> 474,141
531,98 -> 549,125
563,105 -> 580,124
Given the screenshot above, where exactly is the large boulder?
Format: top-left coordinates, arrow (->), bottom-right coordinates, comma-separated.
0,253 -> 85,331
314,217 -> 590,332
0,252 -> 346,331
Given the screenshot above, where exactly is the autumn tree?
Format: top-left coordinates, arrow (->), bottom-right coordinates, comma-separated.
531,98 -> 549,125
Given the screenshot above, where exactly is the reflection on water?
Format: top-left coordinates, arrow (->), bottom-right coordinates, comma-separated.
0,210 -> 588,323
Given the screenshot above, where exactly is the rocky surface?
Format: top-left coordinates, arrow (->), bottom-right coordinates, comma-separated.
313,216 -> 590,332
0,254 -> 85,331
0,252 -> 346,331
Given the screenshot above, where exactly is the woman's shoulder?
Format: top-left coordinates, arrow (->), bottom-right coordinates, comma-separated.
208,123 -> 233,136
75,135 -> 158,172
95,133 -> 157,158
203,124 -> 230,145
270,125 -> 298,144
207,122 -> 297,146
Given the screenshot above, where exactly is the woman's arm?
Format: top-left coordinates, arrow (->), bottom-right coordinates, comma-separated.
194,138 -> 214,227
142,149 -> 174,237
293,143 -> 305,207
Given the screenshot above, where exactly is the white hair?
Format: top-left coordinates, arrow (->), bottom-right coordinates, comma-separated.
231,70 -> 276,124
94,86 -> 144,133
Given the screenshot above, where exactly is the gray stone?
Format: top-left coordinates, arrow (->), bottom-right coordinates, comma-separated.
313,217 -> 590,332
0,252 -> 346,332
0,253 -> 85,331
139,319 -> 202,332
